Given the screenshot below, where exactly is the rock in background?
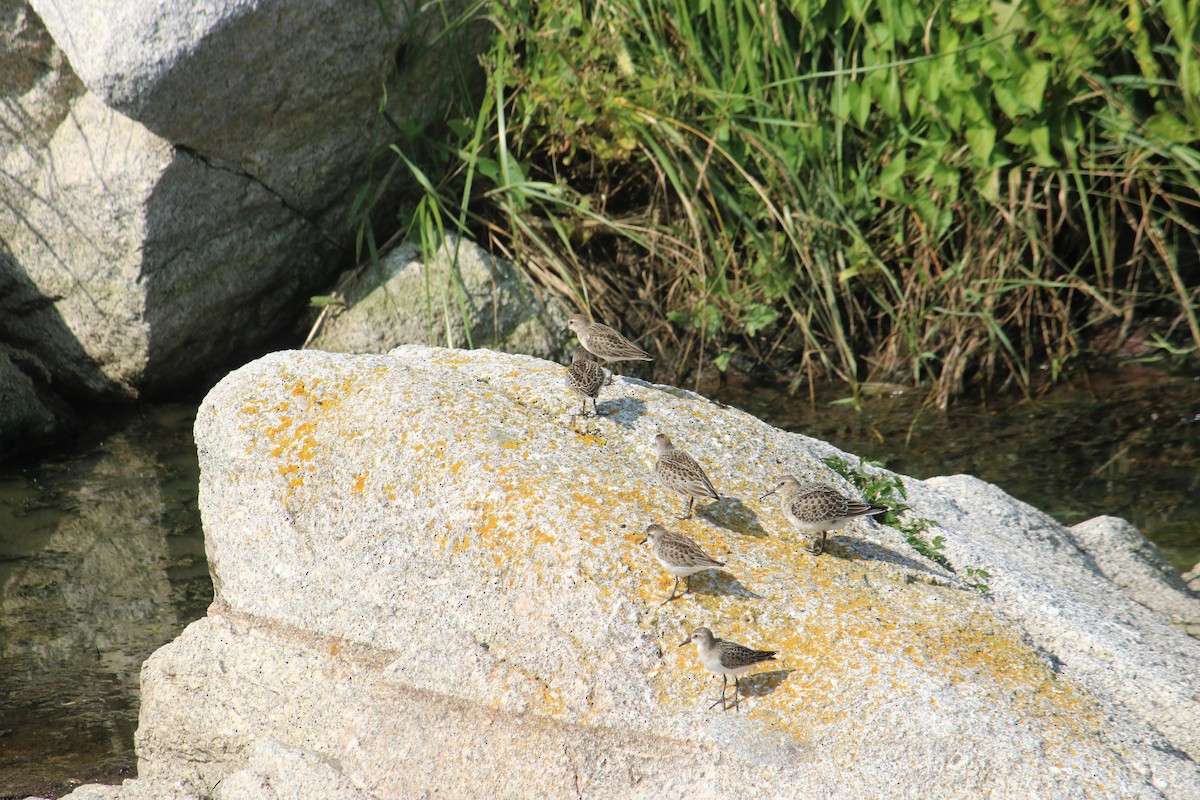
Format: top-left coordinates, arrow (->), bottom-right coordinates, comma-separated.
1072,515 -> 1200,637
0,343 -> 75,459
307,234 -> 569,361
52,347 -> 1199,799
0,0 -> 479,454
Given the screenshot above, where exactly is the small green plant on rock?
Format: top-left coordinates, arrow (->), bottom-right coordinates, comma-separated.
964,566 -> 992,594
823,455 -> 990,594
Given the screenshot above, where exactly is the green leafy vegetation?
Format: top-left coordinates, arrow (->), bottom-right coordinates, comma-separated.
965,565 -> 992,594
359,0 -> 1200,404
824,454 -> 991,592
823,455 -> 951,570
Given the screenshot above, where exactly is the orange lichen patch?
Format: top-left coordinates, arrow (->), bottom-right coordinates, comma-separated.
653,563 -> 1110,760
240,371 -> 385,504
577,433 -> 607,446
431,353 -> 475,366
352,472 -> 369,493
568,490 -> 604,511
293,424 -> 317,460
265,417 -> 294,440
330,643 -> 341,657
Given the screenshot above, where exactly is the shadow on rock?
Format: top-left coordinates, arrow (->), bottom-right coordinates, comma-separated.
822,533 -> 950,579
599,397 -> 647,428
741,669 -> 793,699
698,497 -> 768,538
688,570 -> 764,601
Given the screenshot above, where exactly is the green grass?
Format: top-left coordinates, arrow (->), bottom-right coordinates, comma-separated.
354,0 -> 1200,404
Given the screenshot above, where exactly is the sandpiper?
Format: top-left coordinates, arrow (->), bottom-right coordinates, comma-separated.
679,627 -> 777,711
760,475 -> 889,555
564,347 -> 604,416
653,433 -> 720,519
567,314 -> 653,366
643,523 -> 726,605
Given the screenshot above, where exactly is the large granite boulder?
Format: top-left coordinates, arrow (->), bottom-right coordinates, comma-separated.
0,0 -> 477,453
55,347 -> 1199,798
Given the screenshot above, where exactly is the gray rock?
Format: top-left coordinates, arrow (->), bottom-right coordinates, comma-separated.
28,0 -> 450,211
28,778 -> 202,800
1071,515 -> 1200,633
0,344 -> 73,457
308,234 -> 569,360
1,0 -> 480,411
213,739 -> 370,800
125,348 -> 1199,798
921,476 -> 1200,776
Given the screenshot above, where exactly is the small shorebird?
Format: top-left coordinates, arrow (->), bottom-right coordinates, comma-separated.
567,314 -> 652,366
680,627 -> 777,711
760,476 -> 889,555
643,524 -> 726,605
653,434 -> 720,519
564,347 -> 604,416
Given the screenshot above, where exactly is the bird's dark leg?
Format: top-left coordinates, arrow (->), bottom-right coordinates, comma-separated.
812,532 -> 826,555
732,677 -> 741,711
709,675 -> 729,710
680,496 -> 694,520
660,577 -> 681,606
590,398 -> 597,416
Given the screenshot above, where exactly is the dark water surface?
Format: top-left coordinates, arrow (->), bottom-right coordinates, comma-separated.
0,365 -> 1196,798
0,405 -> 208,800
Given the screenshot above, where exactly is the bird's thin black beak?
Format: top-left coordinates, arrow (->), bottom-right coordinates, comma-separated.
759,489 -> 776,500
678,637 -> 690,648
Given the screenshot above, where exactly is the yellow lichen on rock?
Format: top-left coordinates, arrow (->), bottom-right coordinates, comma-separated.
180,348 -> 1199,798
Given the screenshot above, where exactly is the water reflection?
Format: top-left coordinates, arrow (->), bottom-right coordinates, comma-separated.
0,405 -> 208,800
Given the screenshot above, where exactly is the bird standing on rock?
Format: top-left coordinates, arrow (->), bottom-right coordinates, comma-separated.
567,314 -> 653,368
760,476 -> 889,555
680,626 -> 777,711
564,347 -> 604,416
643,523 -> 727,605
653,433 -> 720,520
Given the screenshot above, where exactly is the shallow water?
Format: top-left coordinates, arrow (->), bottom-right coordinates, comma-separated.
0,405 -> 208,800
0,365 -> 1196,798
